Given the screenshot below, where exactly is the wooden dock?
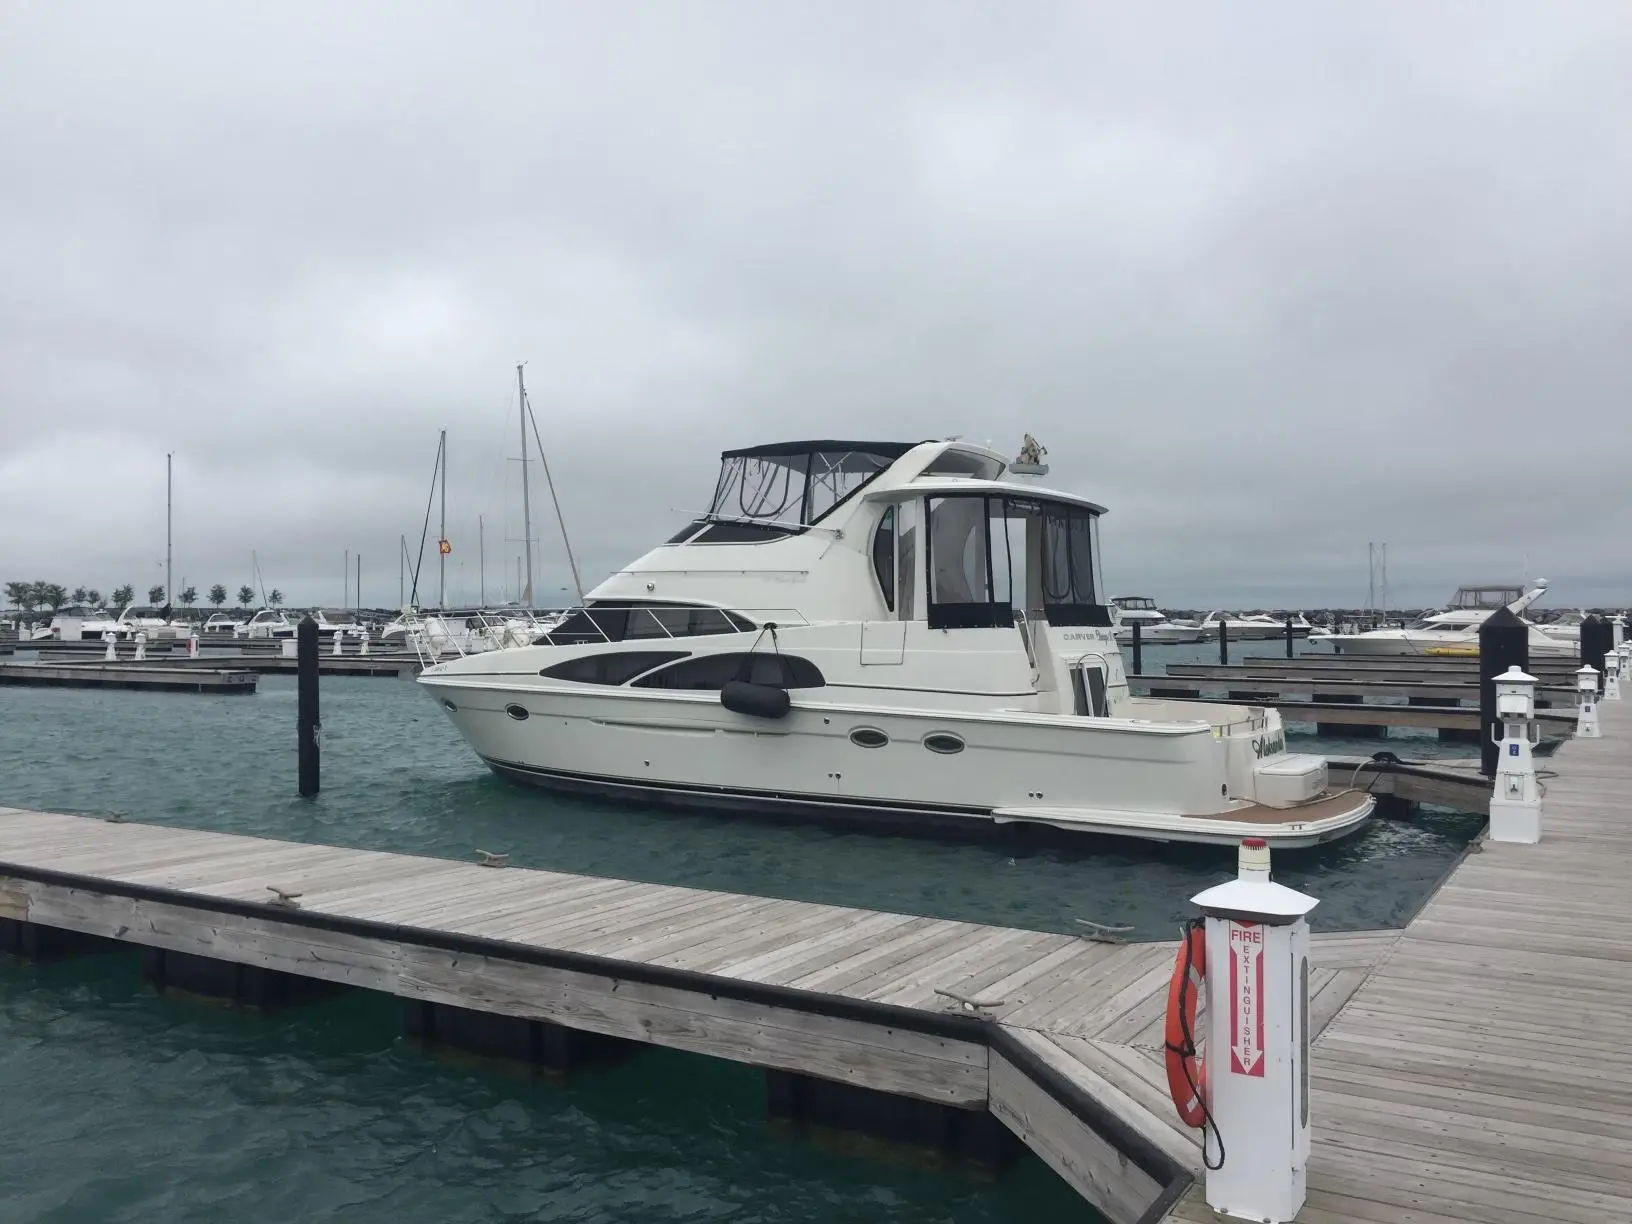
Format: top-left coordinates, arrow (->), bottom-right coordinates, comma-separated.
1131,656 -> 1584,737
0,662 -> 258,693
31,651 -> 417,678
1131,683 -> 1576,737
0,805 -> 1409,1224
1323,755 -> 1493,814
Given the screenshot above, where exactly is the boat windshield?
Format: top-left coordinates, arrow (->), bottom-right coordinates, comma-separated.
1450,585 -> 1524,610
1114,597 -> 1157,611
705,441 -> 915,530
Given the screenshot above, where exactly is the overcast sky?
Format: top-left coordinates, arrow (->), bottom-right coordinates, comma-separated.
3,2 -> 1629,611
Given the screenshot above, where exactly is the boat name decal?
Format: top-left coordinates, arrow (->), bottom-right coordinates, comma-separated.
1251,732 -> 1285,759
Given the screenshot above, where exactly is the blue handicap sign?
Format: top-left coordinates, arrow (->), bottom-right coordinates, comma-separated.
1509,742 -> 1520,756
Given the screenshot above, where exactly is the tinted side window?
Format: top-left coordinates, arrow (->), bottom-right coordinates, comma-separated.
633,652 -> 826,690
542,604 -> 756,645
541,651 -> 690,685
872,507 -> 896,613
693,521 -> 797,543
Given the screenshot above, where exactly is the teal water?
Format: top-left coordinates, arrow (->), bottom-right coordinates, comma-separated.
0,667 -> 1484,1223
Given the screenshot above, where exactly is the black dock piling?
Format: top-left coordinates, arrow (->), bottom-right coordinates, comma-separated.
403,999 -> 636,1073
1580,615 -> 1612,690
1479,607 -> 1529,777
1218,619 -> 1229,665
1285,613 -> 1296,659
298,616 -> 320,797
141,947 -> 344,1009
1130,621 -> 1142,675
766,1070 -> 1022,1170
0,917 -> 117,962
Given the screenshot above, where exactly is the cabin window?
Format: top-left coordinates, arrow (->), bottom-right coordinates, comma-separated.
504,704 -> 530,720
691,520 -> 797,544
849,727 -> 890,748
543,603 -> 755,645
921,493 -> 1109,630
923,732 -> 966,754
872,507 -> 896,613
632,652 -> 826,690
925,496 -> 1015,630
540,650 -> 690,685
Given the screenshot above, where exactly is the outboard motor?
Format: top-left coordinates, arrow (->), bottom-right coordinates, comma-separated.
720,679 -> 790,719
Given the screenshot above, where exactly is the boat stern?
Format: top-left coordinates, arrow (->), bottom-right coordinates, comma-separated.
1219,710 -> 1328,808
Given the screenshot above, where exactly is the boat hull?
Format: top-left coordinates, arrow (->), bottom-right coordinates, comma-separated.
1323,632 -> 1578,658
421,677 -> 1373,848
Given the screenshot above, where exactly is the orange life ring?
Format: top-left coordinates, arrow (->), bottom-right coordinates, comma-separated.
1164,924 -> 1207,1129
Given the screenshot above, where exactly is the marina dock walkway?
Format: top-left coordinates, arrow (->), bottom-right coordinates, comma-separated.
1167,698 -> 1632,1223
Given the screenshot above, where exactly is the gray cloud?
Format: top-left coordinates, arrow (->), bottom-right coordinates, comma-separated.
3,1 -> 1629,611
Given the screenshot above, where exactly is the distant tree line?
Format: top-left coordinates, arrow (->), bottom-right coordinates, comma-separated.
3,581 -> 284,613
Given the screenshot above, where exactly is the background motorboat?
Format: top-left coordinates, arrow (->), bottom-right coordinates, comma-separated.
1194,611 -> 1310,641
28,605 -> 123,641
1110,596 -> 1204,644
1318,581 -> 1576,657
241,609 -> 296,639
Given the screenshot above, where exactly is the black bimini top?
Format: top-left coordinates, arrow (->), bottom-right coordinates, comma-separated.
719,440 -> 921,460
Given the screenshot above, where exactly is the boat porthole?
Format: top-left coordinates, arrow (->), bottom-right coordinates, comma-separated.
442,699 -> 457,712
504,704 -> 530,721
923,732 -> 965,755
849,727 -> 889,749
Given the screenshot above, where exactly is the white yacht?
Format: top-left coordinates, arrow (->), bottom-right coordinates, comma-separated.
1194,611 -> 1311,640
202,612 -> 245,635
416,438 -> 1374,848
1534,611 -> 1585,644
310,609 -> 366,639
241,609 -> 297,639
28,605 -> 123,641
1110,597 -> 1204,645
1319,582 -> 1574,657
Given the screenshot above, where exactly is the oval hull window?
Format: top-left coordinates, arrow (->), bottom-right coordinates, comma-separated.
504,704 -> 530,721
923,732 -> 965,755
849,727 -> 889,749
442,699 -> 458,712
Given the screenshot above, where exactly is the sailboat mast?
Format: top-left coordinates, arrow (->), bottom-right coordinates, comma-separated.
399,534 -> 405,607
165,452 -> 173,608
518,363 -> 534,608
479,514 -> 486,606
438,429 -> 447,610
